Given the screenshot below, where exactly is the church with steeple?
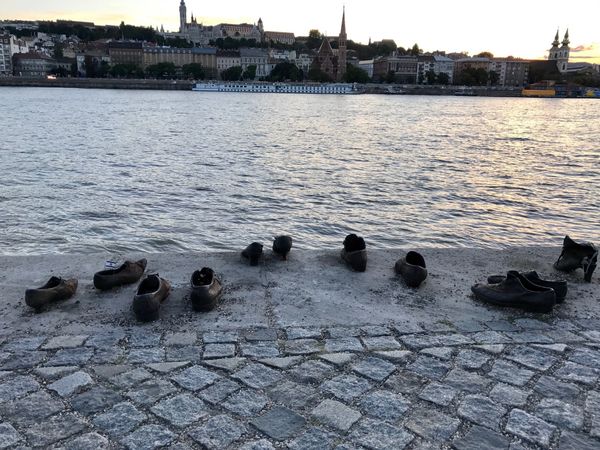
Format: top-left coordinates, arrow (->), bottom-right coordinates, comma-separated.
548,29 -> 570,74
311,8 -> 348,82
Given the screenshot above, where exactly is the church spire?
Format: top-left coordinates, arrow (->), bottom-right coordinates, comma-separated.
552,29 -> 560,47
562,29 -> 570,46
340,6 -> 347,37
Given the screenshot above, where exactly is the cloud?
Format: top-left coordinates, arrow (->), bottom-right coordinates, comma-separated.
571,44 -> 596,52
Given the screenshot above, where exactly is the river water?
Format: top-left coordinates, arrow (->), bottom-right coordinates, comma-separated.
1,87 -> 598,255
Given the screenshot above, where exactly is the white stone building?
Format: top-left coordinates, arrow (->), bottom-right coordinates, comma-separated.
240,48 -> 268,78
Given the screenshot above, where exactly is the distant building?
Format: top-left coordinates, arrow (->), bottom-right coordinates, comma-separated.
489,58 -> 529,86
13,52 -> 56,77
216,50 -> 241,74
264,31 -> 296,46
548,29 -> 570,74
311,8 -> 347,81
0,33 -> 11,75
373,56 -> 418,83
417,55 -> 454,84
453,57 -> 491,84
143,47 -> 217,77
108,41 -> 143,66
358,59 -> 374,78
240,48 -> 268,78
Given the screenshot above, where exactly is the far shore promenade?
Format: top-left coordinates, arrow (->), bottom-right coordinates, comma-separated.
0,247 -> 599,449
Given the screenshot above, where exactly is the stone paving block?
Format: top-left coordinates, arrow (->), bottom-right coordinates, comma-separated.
375,350 -> 412,362
250,406 -> 306,440
514,318 -> 551,330
121,424 -> 175,450
360,390 -> 411,421
269,380 -> 317,408
127,330 -> 161,347
126,378 -> 177,405
290,360 -> 336,384
457,395 -> 506,430
33,365 -> 78,379
324,338 -> 364,353
405,407 -> 460,442
321,374 -> 372,402
418,382 -> 458,406
165,346 -> 202,362
43,335 -> 88,350
3,336 -> 46,351
0,375 -> 39,400
92,364 -> 132,379
391,322 -> 424,334
532,343 -> 569,352
311,399 -> 361,432
328,327 -> 361,338
352,356 -> 396,381
71,386 -> 124,414
222,389 -> 269,416
489,383 -> 530,407
286,427 -> 337,450
127,347 -> 165,364
406,355 -> 451,380
92,402 -> 147,437
84,331 -> 126,348
92,347 -> 125,364
232,363 -> 282,389
503,332 -> 553,344
452,425 -> 511,450
555,361 -> 600,385
110,367 -> 153,388
203,343 -> 236,359
470,331 -> 513,344
488,359 -> 535,387
151,393 -> 209,427
585,390 -> 600,416
473,344 -> 506,354
420,347 -> 454,360
454,320 -> 487,333
385,370 -> 427,394
48,370 -> 93,397
147,361 -> 190,373
0,422 -> 21,449
202,330 -> 239,343
239,439 -> 276,450
241,342 -> 280,358
244,328 -> 278,341
421,322 -> 456,332
361,325 -> 393,336
580,330 -> 600,342
164,332 -> 197,346
0,391 -> 64,425
506,345 -> 558,371
259,356 -> 302,369
319,353 -> 355,366
543,329 -> 585,343
534,375 -> 581,401
569,347 -> 600,369
444,368 -> 493,393
188,414 -> 247,449
1,350 -> 46,370
286,328 -> 322,340
199,378 -> 241,404
349,418 -> 413,450
47,347 -> 94,366
535,398 -> 584,430
362,335 -> 401,351
456,349 -> 491,369
485,320 -> 519,332
505,409 -> 557,448
401,333 -> 474,349
171,365 -> 221,391
25,412 -> 87,446
63,432 -> 110,450
203,357 -> 246,371
284,339 -> 322,355
558,431 -> 600,450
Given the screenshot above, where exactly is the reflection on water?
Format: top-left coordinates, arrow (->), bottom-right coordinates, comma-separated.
0,88 -> 598,255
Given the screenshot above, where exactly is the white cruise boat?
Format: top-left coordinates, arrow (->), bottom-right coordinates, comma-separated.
192,82 -> 361,95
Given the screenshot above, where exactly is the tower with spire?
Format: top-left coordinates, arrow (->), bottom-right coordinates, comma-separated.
548,28 -> 570,74
338,6 -> 347,81
179,0 -> 187,33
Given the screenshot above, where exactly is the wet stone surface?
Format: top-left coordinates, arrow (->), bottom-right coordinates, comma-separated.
0,320 -> 600,449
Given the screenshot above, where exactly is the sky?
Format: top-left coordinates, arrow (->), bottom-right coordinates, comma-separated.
3,0 -> 600,63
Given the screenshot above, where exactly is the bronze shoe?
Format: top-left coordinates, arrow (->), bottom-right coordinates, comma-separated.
94,259 -> 147,291
242,242 -> 263,266
132,274 -> 171,322
25,276 -> 78,311
341,234 -> 367,272
554,236 -> 597,283
190,268 -> 223,312
273,236 -> 293,260
395,251 -> 428,288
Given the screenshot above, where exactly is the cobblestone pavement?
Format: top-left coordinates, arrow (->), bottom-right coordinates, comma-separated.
1,318 -> 600,449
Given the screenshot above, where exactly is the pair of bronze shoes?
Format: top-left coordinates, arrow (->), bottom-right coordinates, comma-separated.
133,268 -> 223,322
25,277 -> 78,312
242,236 -> 293,266
554,235 -> 597,282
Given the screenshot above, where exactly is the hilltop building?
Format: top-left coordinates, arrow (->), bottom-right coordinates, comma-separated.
176,1 -> 294,46
311,8 -> 347,81
0,32 -> 11,75
548,29 -> 570,74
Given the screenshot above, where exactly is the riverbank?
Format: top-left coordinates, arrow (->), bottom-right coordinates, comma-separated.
0,77 -> 524,96
1,247 -> 599,449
